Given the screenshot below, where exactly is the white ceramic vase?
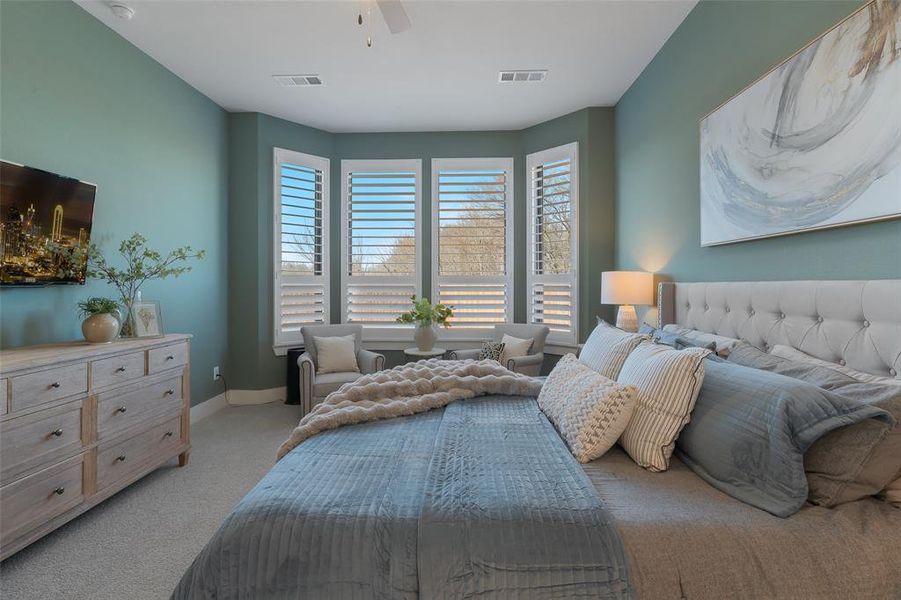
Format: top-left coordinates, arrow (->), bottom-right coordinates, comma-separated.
82,313 -> 120,344
414,323 -> 436,351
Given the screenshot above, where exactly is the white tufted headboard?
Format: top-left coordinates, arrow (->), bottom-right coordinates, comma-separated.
658,280 -> 901,380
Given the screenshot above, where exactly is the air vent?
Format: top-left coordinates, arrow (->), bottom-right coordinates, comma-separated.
273,75 -> 323,87
498,70 -> 547,83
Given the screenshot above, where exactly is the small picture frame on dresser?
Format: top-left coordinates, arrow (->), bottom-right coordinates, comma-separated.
130,301 -> 164,338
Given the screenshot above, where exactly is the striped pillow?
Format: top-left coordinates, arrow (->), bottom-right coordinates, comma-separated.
617,342 -> 711,472
538,354 -> 638,463
580,320 -> 648,379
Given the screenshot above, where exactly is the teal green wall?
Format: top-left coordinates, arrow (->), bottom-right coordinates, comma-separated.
227,113 -> 335,389
0,1 -> 229,406
227,109 -> 616,389
615,0 -> 900,284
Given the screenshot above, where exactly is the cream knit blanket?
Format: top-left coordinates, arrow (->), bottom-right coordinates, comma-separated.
277,359 -> 542,459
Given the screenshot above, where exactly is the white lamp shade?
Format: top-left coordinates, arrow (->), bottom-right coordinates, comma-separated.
601,271 -> 654,306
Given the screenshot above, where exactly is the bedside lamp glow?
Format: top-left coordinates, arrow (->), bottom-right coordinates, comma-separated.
601,271 -> 653,332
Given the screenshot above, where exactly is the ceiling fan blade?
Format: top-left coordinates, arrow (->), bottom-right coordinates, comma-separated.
376,0 -> 412,34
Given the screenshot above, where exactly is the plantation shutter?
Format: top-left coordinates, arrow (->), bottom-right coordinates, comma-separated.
342,160 -> 421,330
527,143 -> 578,345
273,149 -> 330,350
432,158 -> 513,332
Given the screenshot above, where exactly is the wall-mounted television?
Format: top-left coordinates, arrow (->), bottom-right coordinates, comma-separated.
1,161 -> 96,286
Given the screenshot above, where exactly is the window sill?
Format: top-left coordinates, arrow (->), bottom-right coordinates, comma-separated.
275,341 -> 581,357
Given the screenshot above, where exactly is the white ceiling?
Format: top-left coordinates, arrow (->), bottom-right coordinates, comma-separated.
75,0 -> 695,133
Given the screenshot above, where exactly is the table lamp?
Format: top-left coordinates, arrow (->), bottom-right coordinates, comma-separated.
601,271 -> 653,332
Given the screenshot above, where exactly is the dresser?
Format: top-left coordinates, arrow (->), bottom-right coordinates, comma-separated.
0,334 -> 191,560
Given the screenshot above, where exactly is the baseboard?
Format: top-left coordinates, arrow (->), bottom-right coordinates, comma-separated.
190,392 -> 227,424
226,386 -> 287,406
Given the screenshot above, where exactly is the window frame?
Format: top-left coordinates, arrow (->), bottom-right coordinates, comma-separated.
430,157 -> 515,341
340,158 -> 423,343
525,142 -> 580,348
272,147 -> 330,355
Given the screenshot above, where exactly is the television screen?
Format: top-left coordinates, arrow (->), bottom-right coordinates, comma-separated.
1,161 -> 96,286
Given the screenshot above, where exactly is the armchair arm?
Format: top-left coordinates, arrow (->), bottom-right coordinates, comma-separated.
448,348 -> 481,360
505,353 -> 544,373
298,352 -> 316,415
357,348 -> 385,374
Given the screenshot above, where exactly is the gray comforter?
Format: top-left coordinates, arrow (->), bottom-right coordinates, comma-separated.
172,396 -> 632,599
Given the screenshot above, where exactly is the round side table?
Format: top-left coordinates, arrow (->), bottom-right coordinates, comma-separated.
403,347 -> 446,361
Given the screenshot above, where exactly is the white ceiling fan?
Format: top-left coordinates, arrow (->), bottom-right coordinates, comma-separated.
358,0 -> 412,46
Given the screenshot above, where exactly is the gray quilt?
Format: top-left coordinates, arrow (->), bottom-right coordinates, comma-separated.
171,396 -> 632,599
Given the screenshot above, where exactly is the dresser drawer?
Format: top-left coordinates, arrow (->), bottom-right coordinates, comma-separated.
148,342 -> 188,375
1,401 -> 85,481
9,363 -> 87,413
97,376 -> 183,441
91,351 -> 145,390
1,454 -> 84,544
97,416 -> 182,490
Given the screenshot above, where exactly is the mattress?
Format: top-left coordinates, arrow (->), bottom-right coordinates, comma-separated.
583,447 -> 901,600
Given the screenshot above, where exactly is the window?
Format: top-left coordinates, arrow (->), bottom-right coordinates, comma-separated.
341,159 -> 421,340
431,158 -> 513,337
273,148 -> 330,352
526,142 -> 578,346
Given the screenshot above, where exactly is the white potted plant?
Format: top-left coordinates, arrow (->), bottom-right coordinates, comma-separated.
77,297 -> 121,344
395,295 -> 454,351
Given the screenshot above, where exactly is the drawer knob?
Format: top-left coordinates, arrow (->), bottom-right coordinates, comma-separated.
53,487 -> 66,496
166,355 -> 175,361
164,431 -> 174,437
116,455 -> 127,462
116,406 -> 127,414
116,366 -> 127,373
50,429 -> 64,437
50,382 -> 61,389
164,389 -> 175,396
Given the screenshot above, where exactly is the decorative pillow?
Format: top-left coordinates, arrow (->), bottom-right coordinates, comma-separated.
728,342 -> 901,507
771,344 -> 901,386
499,334 -> 533,366
313,335 -> 360,375
579,320 -> 648,379
478,341 -> 505,362
676,359 -> 893,517
661,324 -> 741,357
538,354 -> 638,463
617,343 -> 711,472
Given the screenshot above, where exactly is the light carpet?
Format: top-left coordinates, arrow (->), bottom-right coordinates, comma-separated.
0,402 -> 302,600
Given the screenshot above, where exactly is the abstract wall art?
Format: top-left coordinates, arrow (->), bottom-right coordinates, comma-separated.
700,0 -> 901,246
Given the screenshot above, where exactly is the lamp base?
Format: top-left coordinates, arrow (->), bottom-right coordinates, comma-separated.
615,305 -> 638,332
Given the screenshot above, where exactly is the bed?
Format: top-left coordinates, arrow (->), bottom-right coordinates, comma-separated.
173,280 -> 901,599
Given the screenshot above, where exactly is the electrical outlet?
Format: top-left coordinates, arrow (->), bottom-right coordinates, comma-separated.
213,366 -> 221,381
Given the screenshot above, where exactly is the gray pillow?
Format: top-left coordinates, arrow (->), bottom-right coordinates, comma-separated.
675,359 -> 893,517
728,343 -> 901,506
638,324 -> 718,352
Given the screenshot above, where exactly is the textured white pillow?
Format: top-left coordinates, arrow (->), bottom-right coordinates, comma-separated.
499,334 -> 533,367
771,344 -> 901,386
617,343 -> 710,472
538,354 -> 638,463
580,320 -> 648,379
314,335 -> 360,375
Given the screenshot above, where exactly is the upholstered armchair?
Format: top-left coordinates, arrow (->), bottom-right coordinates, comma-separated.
297,324 -> 385,414
448,323 -> 550,376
